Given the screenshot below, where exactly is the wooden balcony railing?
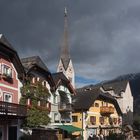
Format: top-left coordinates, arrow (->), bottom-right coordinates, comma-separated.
0,101 -> 27,119
58,103 -> 72,112
100,106 -> 114,116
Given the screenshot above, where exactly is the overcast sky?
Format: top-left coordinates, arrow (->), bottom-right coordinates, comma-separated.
1,0 -> 140,87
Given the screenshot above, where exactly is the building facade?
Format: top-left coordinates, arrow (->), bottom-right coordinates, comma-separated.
21,56 -> 55,114
0,34 -> 27,140
72,88 -> 122,140
50,72 -> 75,126
100,80 -> 133,125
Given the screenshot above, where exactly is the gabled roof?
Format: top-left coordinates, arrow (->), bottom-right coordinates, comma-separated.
21,56 -> 49,72
61,58 -> 70,70
78,80 -> 128,96
0,34 -> 16,51
102,80 -> 128,95
21,56 -> 55,90
0,34 -> 25,79
73,88 -> 122,115
52,72 -> 75,94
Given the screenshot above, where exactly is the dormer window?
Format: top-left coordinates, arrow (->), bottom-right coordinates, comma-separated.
2,65 -> 12,78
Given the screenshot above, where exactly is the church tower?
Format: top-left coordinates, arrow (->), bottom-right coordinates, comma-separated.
57,8 -> 75,87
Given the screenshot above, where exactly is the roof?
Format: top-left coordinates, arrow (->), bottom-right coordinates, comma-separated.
73,88 -> 100,110
0,34 -> 25,79
52,72 -> 69,84
73,88 -> 122,115
60,8 -> 71,70
21,56 -> 49,72
0,34 -> 16,51
52,72 -> 75,94
61,58 -> 70,70
21,56 -> 55,90
102,81 -> 128,95
79,80 -> 128,96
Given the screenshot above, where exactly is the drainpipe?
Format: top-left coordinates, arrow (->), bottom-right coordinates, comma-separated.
81,109 -> 84,140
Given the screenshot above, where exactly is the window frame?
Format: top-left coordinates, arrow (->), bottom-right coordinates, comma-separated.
72,116 -> 78,122
3,92 -> 12,103
90,116 -> 96,125
94,103 -> 99,107
2,63 -> 13,78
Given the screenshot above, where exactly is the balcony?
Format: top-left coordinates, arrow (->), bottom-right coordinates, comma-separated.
0,101 -> 27,119
100,106 -> 114,116
58,103 -> 72,112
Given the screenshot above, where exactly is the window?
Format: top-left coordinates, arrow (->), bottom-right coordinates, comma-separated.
34,77 -> 37,83
54,113 -> 59,123
4,93 -> 12,103
72,116 -> 78,122
113,118 -> 117,125
90,116 -> 96,125
3,65 -> 12,78
94,103 -> 99,107
99,117 -> 104,125
53,95 -> 57,104
43,81 -> 46,87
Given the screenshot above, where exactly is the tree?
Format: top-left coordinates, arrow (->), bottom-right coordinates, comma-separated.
20,80 -> 51,128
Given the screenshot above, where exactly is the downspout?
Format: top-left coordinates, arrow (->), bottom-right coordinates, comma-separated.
81,109 -> 84,140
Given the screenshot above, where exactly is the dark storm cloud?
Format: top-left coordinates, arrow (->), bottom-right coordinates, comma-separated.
1,0 -> 140,86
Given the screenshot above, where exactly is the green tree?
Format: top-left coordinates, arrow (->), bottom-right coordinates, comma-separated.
20,81 -> 51,128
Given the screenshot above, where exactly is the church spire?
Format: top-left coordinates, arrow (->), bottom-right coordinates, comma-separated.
57,8 -> 75,87
60,7 -> 70,70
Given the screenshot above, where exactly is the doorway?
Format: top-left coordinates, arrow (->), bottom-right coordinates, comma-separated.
8,126 -> 17,140
0,127 -> 3,140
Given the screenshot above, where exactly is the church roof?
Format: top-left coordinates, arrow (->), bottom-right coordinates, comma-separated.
61,58 -> 70,70
60,8 -> 71,70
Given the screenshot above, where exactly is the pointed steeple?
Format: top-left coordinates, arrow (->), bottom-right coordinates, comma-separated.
60,7 -> 70,70
57,8 -> 75,87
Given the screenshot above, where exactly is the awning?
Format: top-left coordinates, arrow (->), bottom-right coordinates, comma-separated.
57,125 -> 83,133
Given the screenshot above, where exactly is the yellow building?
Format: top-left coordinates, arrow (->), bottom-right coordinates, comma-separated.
72,88 -> 122,140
